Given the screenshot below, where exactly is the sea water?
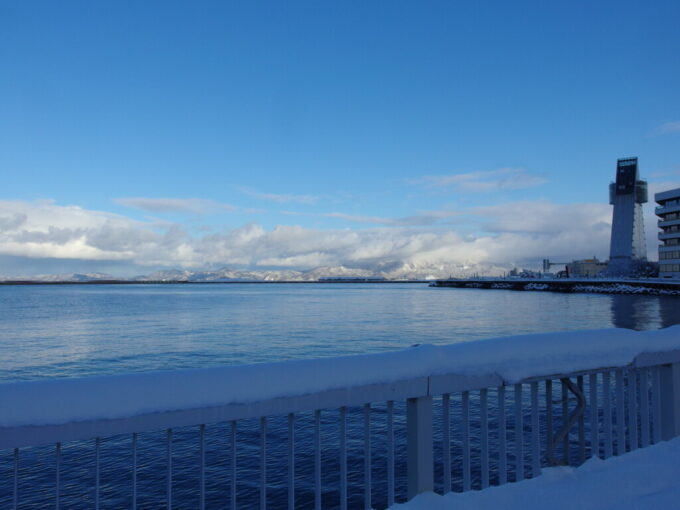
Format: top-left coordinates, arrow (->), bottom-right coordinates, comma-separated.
1,283 -> 679,508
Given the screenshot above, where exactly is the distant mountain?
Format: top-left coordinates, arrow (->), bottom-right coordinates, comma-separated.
136,267 -> 305,282
0,272 -> 117,282
378,261 -> 509,280
134,262 -> 509,282
0,262 -> 513,283
301,265 -> 374,280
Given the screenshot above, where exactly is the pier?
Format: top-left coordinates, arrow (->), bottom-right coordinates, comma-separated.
431,278 -> 680,295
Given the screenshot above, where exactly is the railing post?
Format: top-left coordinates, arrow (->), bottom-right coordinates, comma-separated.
407,396 -> 433,499
659,362 -> 680,440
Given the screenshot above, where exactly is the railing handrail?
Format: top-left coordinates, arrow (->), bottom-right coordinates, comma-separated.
3,327 -> 680,426
3,358 -> 680,450
5,334 -> 680,509
5,328 -> 680,449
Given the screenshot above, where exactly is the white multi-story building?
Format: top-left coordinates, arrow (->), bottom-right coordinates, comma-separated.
655,187 -> 680,279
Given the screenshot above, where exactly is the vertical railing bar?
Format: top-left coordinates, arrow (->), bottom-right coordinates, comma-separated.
462,391 -> 471,491
132,433 -> 137,510
603,372 -> 613,459
56,442 -> 61,510
167,428 -> 173,510
615,370 -> 625,454
340,406 -> 347,510
442,394 -> 451,493
95,437 -> 101,510
652,366 -> 662,444
561,380 -> 569,464
200,424 -> 206,510
545,380 -> 553,464
530,382 -> 540,477
640,369 -> 650,448
628,370 -> 638,451
288,413 -> 295,510
363,404 -> 371,510
314,410 -> 321,510
13,448 -> 18,510
260,417 -> 267,510
577,376 -> 585,463
387,401 -> 395,508
230,421 -> 237,510
480,389 -> 489,489
589,374 -> 598,459
498,385 -> 507,485
514,384 -> 524,482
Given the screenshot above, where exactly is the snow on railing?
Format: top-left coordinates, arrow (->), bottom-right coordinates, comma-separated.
2,327 -> 680,509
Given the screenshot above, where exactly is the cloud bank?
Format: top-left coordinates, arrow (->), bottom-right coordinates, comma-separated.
0,199 -> 618,276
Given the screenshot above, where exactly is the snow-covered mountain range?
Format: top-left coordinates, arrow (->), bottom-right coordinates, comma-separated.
0,262 -> 511,282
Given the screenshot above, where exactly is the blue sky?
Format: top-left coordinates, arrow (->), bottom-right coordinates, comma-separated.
1,1 -> 679,276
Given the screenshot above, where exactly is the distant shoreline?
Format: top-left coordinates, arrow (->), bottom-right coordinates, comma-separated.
0,279 -> 431,286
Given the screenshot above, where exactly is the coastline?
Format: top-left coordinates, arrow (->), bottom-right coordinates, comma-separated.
0,279 -> 430,286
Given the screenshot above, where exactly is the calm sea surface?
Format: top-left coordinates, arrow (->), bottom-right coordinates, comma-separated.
2,283 -> 680,382
2,283 -> 680,509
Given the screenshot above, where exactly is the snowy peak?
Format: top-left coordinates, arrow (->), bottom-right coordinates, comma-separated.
0,262 -> 518,282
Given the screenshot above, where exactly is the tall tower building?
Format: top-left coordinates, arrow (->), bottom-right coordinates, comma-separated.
608,157 -> 648,276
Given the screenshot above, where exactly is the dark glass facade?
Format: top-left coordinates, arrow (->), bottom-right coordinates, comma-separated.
615,158 -> 637,195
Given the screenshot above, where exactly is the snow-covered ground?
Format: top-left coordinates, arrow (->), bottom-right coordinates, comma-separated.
2,326 -> 680,428
391,437 -> 680,510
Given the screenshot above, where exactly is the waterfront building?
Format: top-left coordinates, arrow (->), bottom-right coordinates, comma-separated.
655,187 -> 680,279
566,257 -> 608,277
608,157 -> 648,276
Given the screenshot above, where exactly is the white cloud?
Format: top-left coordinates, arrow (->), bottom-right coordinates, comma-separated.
0,213 -> 27,231
473,200 -> 611,235
649,169 -> 680,178
323,212 -> 392,224
324,210 -> 460,226
0,200 -> 150,261
647,181 -> 680,197
0,199 -> 621,274
238,187 -> 319,205
417,168 -> 546,193
652,121 -> 680,136
114,197 -> 236,214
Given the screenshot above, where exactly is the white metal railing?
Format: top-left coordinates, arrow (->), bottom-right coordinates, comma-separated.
2,331 -> 680,509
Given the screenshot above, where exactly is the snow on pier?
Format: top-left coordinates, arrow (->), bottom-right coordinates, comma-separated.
432,278 -> 680,295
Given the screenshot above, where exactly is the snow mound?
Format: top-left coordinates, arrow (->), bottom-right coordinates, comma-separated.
390,437 -> 680,510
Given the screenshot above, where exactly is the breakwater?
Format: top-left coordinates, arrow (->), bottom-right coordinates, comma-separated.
431,278 -> 680,296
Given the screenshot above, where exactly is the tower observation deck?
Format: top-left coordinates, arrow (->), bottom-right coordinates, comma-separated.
608,157 -> 648,276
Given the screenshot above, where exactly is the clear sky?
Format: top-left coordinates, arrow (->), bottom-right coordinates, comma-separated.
1,1 -> 679,276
